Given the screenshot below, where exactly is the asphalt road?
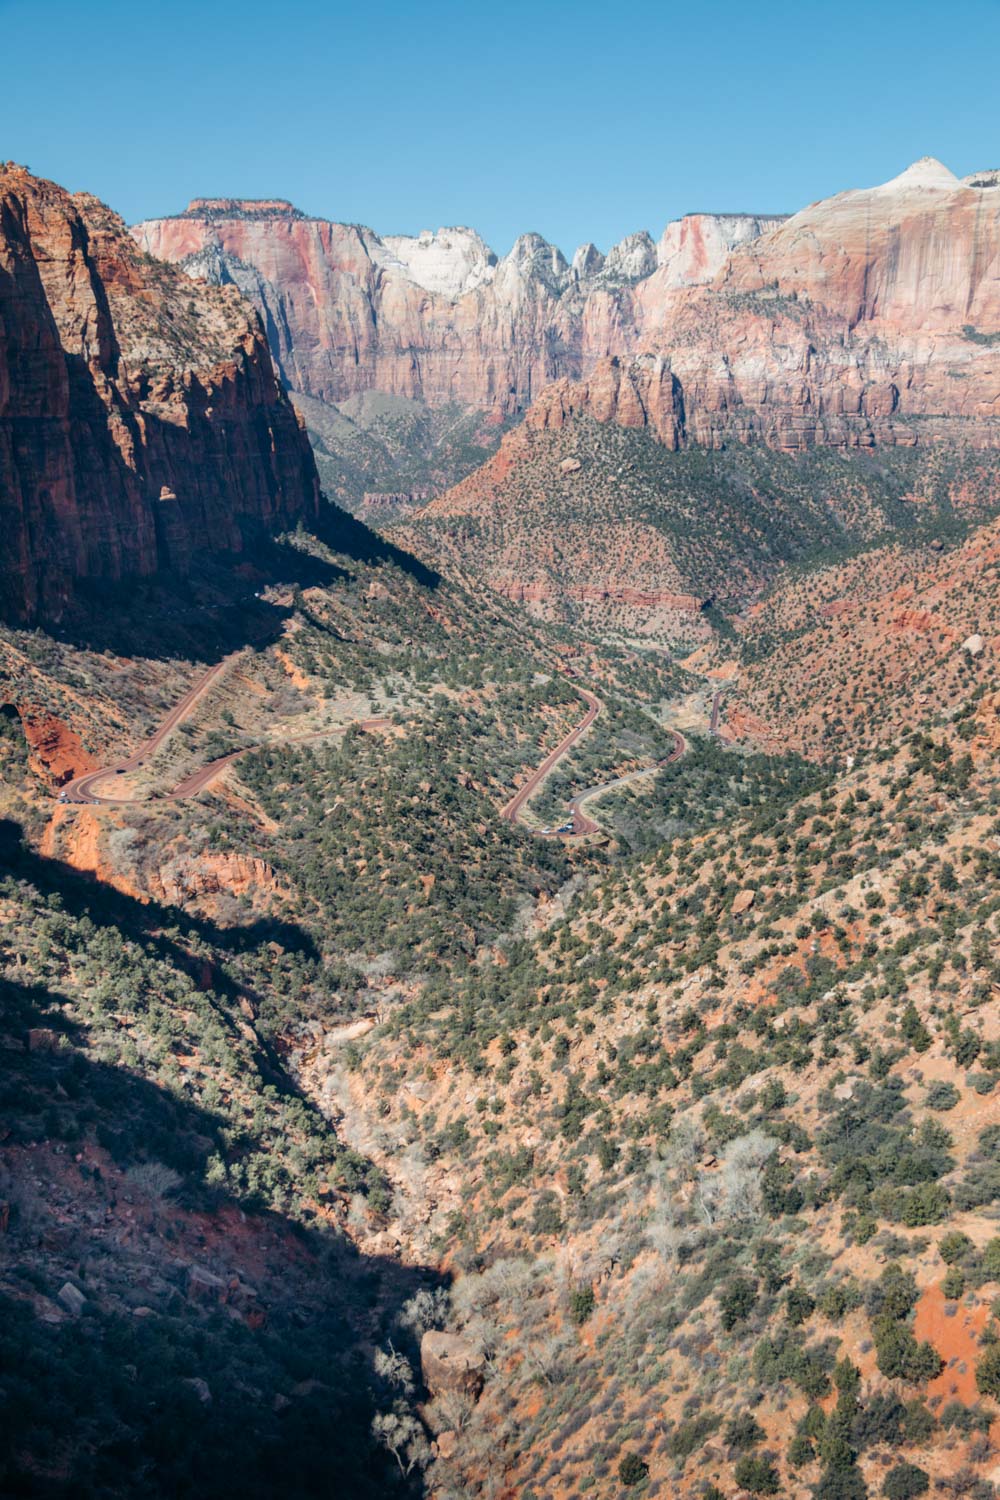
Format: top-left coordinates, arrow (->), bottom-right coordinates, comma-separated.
565,727 -> 686,835
62,657 -> 237,805
61,644 -> 682,842
499,686 -> 601,827
61,653 -> 391,807
501,677 -> 687,840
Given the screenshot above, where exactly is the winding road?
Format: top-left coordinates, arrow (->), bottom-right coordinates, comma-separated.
63,657 -> 238,805
61,649 -> 685,841
500,678 -> 686,839
61,655 -> 390,807
500,686 -> 601,827
564,728 -> 686,836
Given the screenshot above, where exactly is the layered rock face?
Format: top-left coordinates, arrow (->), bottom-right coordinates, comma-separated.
623,158 -> 1000,450
0,166 -> 320,622
134,160 -> 1000,452
131,201 -> 779,414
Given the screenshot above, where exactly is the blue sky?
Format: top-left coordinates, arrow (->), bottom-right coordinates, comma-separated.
2,0 -> 998,254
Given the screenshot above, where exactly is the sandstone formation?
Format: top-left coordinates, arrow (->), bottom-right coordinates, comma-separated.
624,157 -> 1000,450
0,166 -> 320,623
134,161 -> 1000,452
131,201 -> 780,414
420,1329 -> 485,1399
530,161 -> 1000,451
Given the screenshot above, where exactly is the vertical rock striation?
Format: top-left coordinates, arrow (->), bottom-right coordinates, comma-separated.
0,166 -> 320,622
133,160 -> 1000,451
131,202 -> 777,414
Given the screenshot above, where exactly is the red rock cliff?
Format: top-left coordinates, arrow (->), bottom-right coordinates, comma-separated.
0,166 -> 320,622
134,160 -> 1000,452
131,203 -> 778,414
627,158 -> 1000,450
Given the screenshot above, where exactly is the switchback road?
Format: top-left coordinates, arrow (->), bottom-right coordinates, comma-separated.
500,678 -> 686,839
565,728 -> 686,836
61,655 -> 390,806
499,686 -> 601,827
165,719 -> 391,800
63,656 -> 237,805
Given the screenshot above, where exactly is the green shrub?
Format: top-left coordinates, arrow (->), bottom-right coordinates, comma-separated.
733,1454 -> 780,1495
786,1286 -> 816,1326
720,1277 -> 757,1331
569,1285 -> 595,1325
725,1411 -> 765,1451
883,1461 -> 929,1499
975,1343 -> 1000,1399
617,1451 -> 648,1486
873,1318 -> 942,1383
899,1182 -> 950,1227
787,1432 -> 815,1468
982,1238 -> 1000,1280
941,1267 -> 965,1300
939,1230 -> 973,1264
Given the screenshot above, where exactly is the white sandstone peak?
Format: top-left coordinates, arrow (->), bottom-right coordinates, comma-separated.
572,242 -> 605,278
655,214 -> 776,286
876,157 -> 960,193
603,231 -> 658,282
380,227 -> 497,299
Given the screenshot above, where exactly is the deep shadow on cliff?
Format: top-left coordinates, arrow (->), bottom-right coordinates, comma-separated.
25,498 -> 439,663
0,820 -> 444,1498
0,817 -> 316,1090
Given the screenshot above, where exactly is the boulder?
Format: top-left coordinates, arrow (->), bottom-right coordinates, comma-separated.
28,1028 -> 60,1052
420,1330 -> 485,1398
57,1282 -> 86,1316
559,456 -> 582,474
435,1430 -> 459,1461
185,1264 -> 226,1303
732,889 -> 756,915
963,633 -> 985,656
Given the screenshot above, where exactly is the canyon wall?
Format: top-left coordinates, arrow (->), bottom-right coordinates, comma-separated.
134,159 -> 1000,451
132,202 -> 781,414
621,158 -> 1000,450
0,166 -> 320,622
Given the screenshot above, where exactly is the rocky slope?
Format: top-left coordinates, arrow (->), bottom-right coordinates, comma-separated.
620,158 -> 1000,451
8,420 -> 1000,1497
704,511 -> 1000,758
131,200 -> 782,414
400,415 -> 1000,641
0,166 -> 320,624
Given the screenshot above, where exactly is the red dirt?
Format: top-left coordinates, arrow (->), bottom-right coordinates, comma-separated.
914,1283 -> 991,1405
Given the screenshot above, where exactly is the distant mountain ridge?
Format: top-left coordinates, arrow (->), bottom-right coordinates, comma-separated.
133,160 -> 1000,463
132,201 -> 782,411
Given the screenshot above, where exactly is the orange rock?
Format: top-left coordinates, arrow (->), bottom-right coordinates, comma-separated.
19,710 -> 98,787
0,164 -> 319,624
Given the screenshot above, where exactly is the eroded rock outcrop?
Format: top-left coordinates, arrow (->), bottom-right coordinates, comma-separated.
629,157 -> 1000,450
134,160 -> 1000,452
0,166 -> 320,622
131,200 -> 777,414
420,1330 -> 485,1399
